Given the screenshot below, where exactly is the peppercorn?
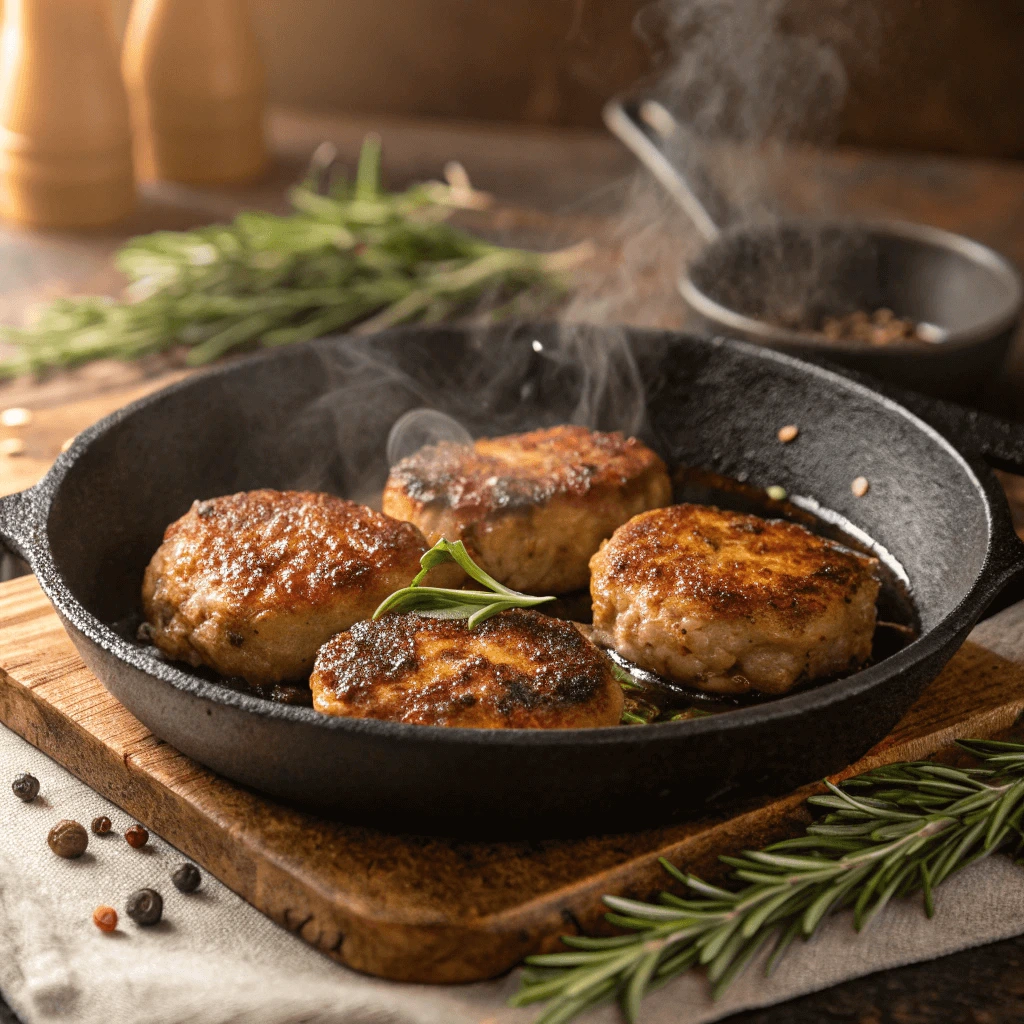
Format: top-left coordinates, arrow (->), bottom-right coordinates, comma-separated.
91,815 -> 112,835
92,906 -> 117,932
12,772 -> 39,802
171,863 -> 201,893
48,819 -> 88,858
124,824 -> 149,849
126,888 -> 162,926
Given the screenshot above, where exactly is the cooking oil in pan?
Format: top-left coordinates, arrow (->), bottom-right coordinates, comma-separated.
547,467 -> 919,726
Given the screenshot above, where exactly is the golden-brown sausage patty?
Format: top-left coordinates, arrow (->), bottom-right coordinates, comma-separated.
310,608 -> 625,728
382,424 -> 672,595
589,504 -> 880,696
142,489 -> 454,686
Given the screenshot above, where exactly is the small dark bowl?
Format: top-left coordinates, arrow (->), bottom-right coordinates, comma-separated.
682,218 -> 1024,401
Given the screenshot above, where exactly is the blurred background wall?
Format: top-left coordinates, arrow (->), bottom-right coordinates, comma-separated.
96,0 -> 1024,158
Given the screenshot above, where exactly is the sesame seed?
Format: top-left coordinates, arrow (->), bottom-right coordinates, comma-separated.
0,437 -> 25,457
777,424 -> 799,443
851,476 -> 870,497
60,437 -> 74,452
766,485 -> 787,501
0,407 -> 31,427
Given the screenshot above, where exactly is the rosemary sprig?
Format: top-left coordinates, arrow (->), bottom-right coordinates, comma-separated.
373,537 -> 554,628
513,738 -> 1024,1023
0,137 -> 583,376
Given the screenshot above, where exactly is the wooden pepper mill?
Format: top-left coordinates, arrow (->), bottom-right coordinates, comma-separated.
0,0 -> 135,229
122,0 -> 267,185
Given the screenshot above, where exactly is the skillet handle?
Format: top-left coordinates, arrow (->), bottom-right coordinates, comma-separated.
0,488 -> 41,579
889,392 -> 1024,476
878,388 -> 1024,600
603,95 -> 734,241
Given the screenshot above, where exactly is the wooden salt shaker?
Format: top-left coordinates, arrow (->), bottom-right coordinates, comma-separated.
122,0 -> 267,185
0,0 -> 135,228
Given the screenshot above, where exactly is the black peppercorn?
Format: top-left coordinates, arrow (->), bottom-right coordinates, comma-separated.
12,772 -> 39,802
125,824 -> 149,848
171,863 -> 201,893
48,819 -> 88,858
126,888 -> 163,926
91,816 -> 112,835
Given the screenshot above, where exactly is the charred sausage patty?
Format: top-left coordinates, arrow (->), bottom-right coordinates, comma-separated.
382,424 -> 672,595
589,504 -> 880,696
142,489 -> 453,686
310,608 -> 625,728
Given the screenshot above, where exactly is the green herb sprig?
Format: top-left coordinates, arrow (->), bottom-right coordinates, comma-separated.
0,137 -> 587,376
373,537 -> 554,628
513,738 -> 1024,1023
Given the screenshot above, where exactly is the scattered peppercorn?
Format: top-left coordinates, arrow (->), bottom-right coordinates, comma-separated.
48,819 -> 88,858
777,424 -> 799,443
851,476 -> 870,498
12,772 -> 39,802
91,816 -> 112,835
124,824 -> 149,849
171,863 -> 201,893
92,905 -> 117,932
126,888 -> 163,926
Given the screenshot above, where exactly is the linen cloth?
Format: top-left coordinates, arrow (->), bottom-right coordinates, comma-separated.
1,603 -> 1024,1024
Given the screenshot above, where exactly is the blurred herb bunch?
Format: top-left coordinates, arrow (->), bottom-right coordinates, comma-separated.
0,137 -> 586,375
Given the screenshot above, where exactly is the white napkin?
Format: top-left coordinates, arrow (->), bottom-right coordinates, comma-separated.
1,601 -> 1023,1024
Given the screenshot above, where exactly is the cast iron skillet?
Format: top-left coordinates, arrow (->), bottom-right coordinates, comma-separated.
2,324 -> 1024,837
604,96 -> 1024,402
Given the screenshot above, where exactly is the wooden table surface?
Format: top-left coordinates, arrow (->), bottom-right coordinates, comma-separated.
2,105 -> 1024,1022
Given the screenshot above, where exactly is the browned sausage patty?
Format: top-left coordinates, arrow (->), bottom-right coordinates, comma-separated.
382,424 -> 672,595
590,504 -> 880,696
310,608 -> 625,728
142,489 -> 455,686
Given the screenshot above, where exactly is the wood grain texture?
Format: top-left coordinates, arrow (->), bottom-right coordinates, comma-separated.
1,573 -> 1023,983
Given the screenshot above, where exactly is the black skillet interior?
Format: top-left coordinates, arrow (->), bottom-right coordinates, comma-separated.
8,324 -> 1024,837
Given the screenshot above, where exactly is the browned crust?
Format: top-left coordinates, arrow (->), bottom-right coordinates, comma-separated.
591,504 -> 878,627
148,490 -> 429,616
383,425 -> 668,518
310,609 -> 624,729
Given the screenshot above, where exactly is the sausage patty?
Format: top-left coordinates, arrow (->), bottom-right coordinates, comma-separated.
589,504 -> 880,696
142,489 -> 453,686
382,424 -> 672,595
310,608 -> 625,728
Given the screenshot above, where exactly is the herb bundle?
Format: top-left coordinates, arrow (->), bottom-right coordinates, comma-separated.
373,537 -> 554,627
513,738 -> 1024,1023
0,138 -> 582,376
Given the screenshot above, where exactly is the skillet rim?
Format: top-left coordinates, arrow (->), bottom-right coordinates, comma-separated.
17,326 -> 1014,749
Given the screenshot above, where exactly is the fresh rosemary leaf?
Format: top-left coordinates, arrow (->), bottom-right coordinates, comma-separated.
372,538 -> 554,626
0,137 -> 585,376
515,737 -> 1024,1023
610,662 -> 645,691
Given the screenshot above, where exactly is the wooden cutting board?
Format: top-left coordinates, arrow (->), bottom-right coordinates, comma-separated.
1,574 -> 1024,983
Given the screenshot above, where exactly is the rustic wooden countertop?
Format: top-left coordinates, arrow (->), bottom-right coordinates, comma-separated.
1,106 -> 1023,1023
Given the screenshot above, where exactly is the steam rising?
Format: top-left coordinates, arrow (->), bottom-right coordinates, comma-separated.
387,408 -> 472,467
287,2 -> 868,502
282,326 -> 653,507
637,0 -> 861,221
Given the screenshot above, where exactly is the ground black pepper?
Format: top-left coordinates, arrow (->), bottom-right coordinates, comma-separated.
12,772 -> 39,802
48,819 -> 88,858
171,863 -> 201,893
126,888 -> 163,926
